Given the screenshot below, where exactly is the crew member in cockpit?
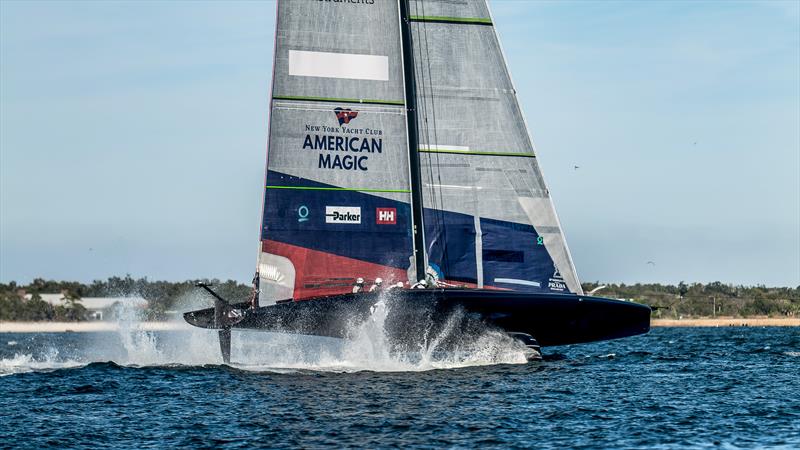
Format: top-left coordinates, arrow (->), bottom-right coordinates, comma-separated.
352,277 -> 365,293
369,278 -> 383,292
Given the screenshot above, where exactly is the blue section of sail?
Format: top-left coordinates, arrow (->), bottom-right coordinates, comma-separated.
263,171 -> 570,293
423,209 -> 478,284
262,171 -> 413,269
480,218 -> 565,293
423,210 -> 568,293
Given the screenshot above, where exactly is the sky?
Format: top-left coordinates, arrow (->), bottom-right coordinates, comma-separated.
1,0 -> 798,287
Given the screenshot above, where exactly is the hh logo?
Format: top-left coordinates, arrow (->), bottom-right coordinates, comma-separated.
376,207 -> 396,225
334,107 -> 358,125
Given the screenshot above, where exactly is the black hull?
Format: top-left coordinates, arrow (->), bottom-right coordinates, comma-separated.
184,289 -> 650,347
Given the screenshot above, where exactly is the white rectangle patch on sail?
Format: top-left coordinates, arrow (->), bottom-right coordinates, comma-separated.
288,50 -> 389,81
325,206 -> 362,224
419,145 -> 470,151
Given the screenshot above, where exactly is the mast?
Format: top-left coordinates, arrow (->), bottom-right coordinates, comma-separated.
398,0 -> 426,283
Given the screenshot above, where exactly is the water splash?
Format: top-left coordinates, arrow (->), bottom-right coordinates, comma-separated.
109,290 -> 223,366
0,347 -> 83,377
231,292 -> 529,372
1,290 -> 528,375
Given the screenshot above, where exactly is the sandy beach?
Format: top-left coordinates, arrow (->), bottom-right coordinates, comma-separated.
651,317 -> 800,327
0,321 -> 192,333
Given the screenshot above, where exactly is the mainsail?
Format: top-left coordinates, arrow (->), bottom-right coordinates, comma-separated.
406,0 -> 583,294
258,0 -> 582,304
258,0 -> 415,303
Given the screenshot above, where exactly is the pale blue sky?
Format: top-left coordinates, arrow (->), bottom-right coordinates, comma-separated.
1,0 -> 798,286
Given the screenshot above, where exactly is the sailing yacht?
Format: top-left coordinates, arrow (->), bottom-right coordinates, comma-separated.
184,0 -> 650,362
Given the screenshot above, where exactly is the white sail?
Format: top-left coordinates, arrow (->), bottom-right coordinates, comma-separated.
256,0 -> 583,303
407,0 -> 583,294
258,0 -> 416,304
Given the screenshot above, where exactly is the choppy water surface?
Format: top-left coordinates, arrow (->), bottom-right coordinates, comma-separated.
1,325 -> 799,449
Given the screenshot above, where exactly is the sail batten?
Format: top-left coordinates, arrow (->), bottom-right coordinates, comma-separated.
409,16 -> 493,25
418,149 -> 536,158
265,186 -> 412,194
273,96 -> 405,106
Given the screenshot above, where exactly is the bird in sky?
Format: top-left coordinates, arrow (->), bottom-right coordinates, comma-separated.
573,165 -> 580,170
646,261 -> 656,266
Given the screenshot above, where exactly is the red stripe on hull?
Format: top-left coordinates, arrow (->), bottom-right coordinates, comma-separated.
262,240 -> 409,300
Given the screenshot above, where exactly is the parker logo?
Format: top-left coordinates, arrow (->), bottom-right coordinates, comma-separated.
334,107 -> 358,125
325,206 -> 361,224
376,207 -> 396,225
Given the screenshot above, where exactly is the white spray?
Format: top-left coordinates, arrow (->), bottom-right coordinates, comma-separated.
1,289 -> 528,375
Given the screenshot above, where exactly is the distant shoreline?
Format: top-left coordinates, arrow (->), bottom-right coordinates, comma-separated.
651,317 -> 799,327
1,317 -> 798,333
0,321 -> 191,333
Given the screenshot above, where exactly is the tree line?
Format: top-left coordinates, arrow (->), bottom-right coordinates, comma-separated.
582,281 -> 800,319
0,277 -> 797,322
0,276 -> 251,322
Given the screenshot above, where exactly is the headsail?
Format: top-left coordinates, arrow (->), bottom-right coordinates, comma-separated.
406,0 -> 583,294
258,0 -> 415,303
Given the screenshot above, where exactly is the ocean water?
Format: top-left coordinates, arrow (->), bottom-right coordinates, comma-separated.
1,322 -> 799,449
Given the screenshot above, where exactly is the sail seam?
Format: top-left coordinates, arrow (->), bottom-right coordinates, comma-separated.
418,149 -> 535,158
409,15 -> 492,25
273,95 -> 405,106
266,185 -> 411,193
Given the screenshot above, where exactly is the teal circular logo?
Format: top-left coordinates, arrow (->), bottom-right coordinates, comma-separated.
298,205 -> 309,222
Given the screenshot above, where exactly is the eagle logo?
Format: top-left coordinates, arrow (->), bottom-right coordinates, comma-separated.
334,107 -> 358,125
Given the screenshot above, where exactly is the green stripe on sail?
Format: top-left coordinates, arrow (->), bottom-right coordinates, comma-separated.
418,149 -> 535,158
273,95 -> 405,106
266,185 -> 411,193
409,16 -> 493,25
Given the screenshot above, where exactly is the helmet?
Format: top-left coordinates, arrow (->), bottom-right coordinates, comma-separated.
356,277 -> 364,284
375,278 -> 383,285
